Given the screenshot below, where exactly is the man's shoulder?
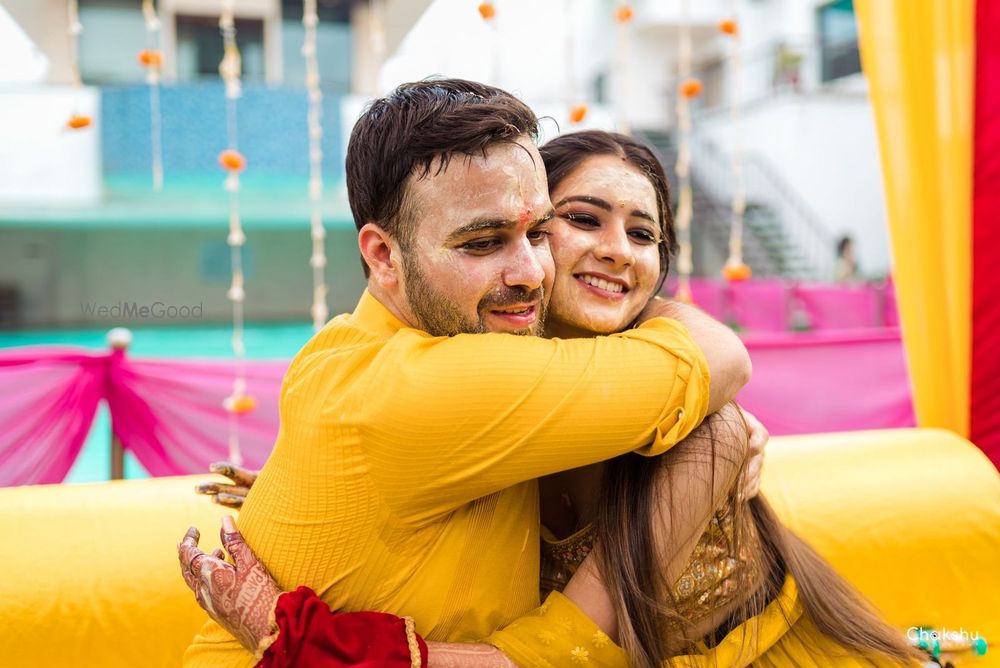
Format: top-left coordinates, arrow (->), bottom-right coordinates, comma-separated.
281,313 -> 397,395
291,313 -> 385,365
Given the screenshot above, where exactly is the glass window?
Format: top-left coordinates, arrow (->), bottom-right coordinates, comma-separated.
79,0 -> 148,84
280,0 -> 352,93
175,14 -> 265,83
817,0 -> 861,82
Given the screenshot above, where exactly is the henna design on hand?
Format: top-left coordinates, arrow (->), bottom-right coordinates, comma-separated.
193,461 -> 259,508
177,518 -> 282,654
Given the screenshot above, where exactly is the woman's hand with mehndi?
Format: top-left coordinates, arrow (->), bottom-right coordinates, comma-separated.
194,461 -> 259,508
177,516 -> 282,656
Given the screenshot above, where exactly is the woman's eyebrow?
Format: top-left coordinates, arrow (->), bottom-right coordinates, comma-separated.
556,195 -> 657,225
630,209 -> 657,224
554,195 -> 612,210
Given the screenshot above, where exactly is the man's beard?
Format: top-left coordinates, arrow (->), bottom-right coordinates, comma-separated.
402,254 -> 546,337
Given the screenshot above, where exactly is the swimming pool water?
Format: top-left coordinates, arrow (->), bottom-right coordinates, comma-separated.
0,323 -> 314,484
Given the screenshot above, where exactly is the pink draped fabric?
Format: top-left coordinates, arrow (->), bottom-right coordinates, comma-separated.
107,357 -> 287,477
0,347 -> 287,487
738,328 -> 916,435
0,348 -> 108,487
0,323 -> 917,486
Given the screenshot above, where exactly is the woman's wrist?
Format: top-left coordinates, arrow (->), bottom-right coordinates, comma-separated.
425,642 -> 517,667
252,591 -> 285,660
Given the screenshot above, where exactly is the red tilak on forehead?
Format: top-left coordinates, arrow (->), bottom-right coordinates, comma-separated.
517,208 -> 532,224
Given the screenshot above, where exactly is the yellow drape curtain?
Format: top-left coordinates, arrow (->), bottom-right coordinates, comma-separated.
854,0 -> 973,436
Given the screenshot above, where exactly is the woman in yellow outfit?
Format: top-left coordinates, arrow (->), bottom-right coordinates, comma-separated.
484,130 -> 921,668
192,131 -> 922,668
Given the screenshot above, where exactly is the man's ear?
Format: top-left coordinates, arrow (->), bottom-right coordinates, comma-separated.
358,223 -> 400,287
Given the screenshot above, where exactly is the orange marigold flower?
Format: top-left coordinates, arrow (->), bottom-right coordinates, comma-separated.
478,2 -> 496,20
218,149 -> 246,172
615,5 -> 634,23
67,115 -> 92,130
679,78 -> 703,98
569,104 -> 588,123
719,18 -> 738,35
226,394 -> 257,415
722,261 -> 752,282
137,49 -> 163,67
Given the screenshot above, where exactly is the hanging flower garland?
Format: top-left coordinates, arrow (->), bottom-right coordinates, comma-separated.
65,0 -> 91,131
612,2 -> 634,134
139,0 -> 164,191
369,0 -> 387,80
477,1 -> 502,85
564,0 -> 587,124
673,0 -> 698,304
720,5 -> 751,283
218,0 -> 251,465
67,114 -> 92,129
303,0 -> 329,331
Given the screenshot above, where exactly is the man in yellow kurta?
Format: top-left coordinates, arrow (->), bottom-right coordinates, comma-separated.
183,79 -> 751,667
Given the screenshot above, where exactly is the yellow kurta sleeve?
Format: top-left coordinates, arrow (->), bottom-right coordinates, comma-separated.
354,315 -> 711,523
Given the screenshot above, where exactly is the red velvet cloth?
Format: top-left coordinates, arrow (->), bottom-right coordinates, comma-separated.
259,587 -> 428,668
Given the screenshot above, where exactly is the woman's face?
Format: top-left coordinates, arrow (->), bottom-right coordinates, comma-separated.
544,154 -> 663,338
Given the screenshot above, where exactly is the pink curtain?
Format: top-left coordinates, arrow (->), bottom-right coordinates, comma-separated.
0,348 -> 107,487
107,358 -> 287,477
738,329 -> 916,435
0,347 -> 287,487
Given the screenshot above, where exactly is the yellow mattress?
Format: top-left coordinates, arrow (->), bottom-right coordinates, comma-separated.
0,428 -> 997,666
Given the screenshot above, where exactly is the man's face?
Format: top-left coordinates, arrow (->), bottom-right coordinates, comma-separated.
398,138 -> 555,336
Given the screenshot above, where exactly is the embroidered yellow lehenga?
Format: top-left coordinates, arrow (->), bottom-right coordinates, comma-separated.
490,499 -> 914,667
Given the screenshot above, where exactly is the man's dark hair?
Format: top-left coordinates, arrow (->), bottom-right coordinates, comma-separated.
346,78 -> 540,275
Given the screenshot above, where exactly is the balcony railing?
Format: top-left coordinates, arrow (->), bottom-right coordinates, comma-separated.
676,38 -> 864,116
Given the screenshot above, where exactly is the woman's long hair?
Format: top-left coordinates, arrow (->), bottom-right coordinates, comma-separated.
594,408 -> 923,667
539,131 -> 921,667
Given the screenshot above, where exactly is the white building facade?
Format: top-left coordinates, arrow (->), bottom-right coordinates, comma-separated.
382,0 -> 888,278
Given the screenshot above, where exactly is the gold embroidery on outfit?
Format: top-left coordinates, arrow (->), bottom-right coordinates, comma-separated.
539,499 -> 757,630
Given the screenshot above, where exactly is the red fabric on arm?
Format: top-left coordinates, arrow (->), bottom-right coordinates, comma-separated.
258,586 -> 427,668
